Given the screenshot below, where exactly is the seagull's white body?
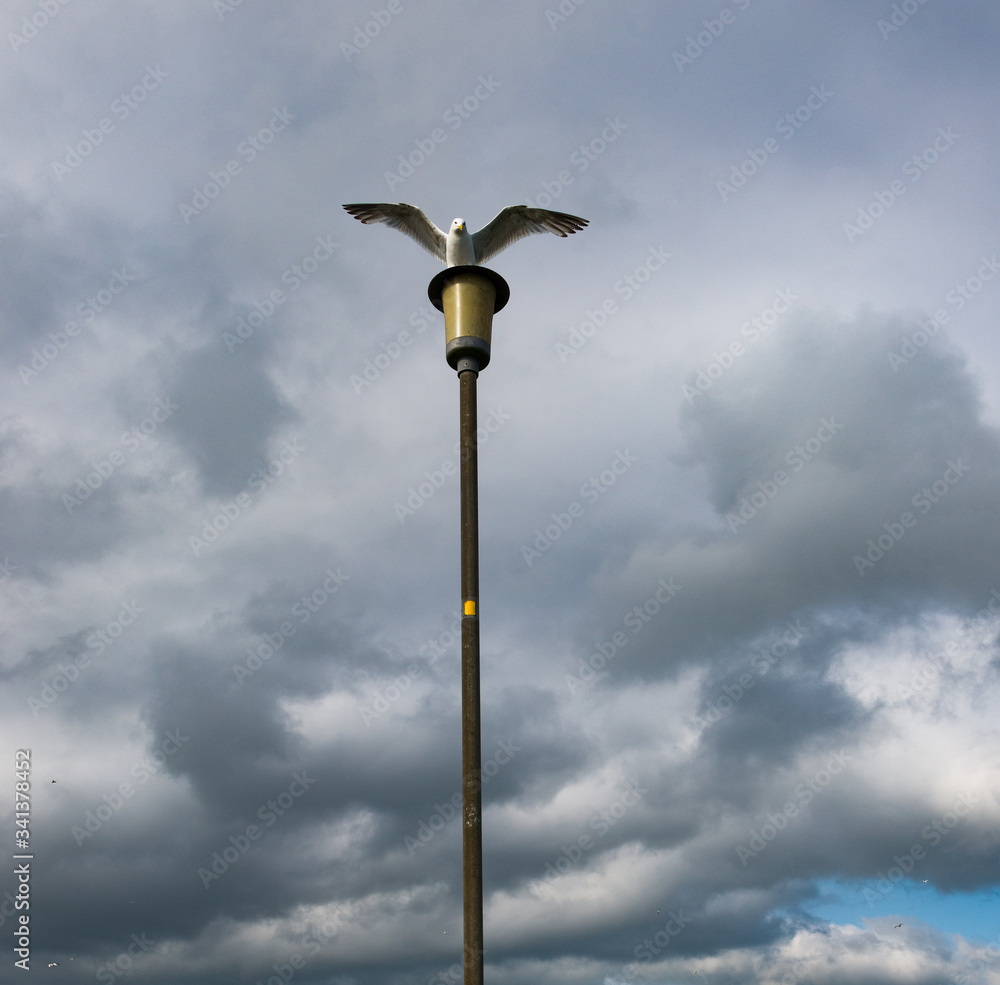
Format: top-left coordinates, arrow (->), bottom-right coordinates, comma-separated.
343,203 -> 588,267
447,219 -> 477,266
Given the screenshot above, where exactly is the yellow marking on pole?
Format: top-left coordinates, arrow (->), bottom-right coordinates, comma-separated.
464,600 -> 476,616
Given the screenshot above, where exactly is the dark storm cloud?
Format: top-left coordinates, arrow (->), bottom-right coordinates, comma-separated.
569,308 -> 1000,691
0,479 -> 129,574
0,192 -> 143,358
164,338 -> 299,497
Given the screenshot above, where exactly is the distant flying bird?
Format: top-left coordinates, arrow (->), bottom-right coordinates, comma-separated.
342,203 -> 588,267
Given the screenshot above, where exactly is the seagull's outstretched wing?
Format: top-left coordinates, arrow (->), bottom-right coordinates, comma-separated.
342,203 -> 447,263
472,206 -> 588,264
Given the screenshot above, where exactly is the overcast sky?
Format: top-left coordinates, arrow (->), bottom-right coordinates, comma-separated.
2,1 -> 1000,983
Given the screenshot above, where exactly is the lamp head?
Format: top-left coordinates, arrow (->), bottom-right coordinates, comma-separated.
428,265 -> 510,374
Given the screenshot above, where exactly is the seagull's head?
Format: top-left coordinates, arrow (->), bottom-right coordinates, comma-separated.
450,219 -> 467,235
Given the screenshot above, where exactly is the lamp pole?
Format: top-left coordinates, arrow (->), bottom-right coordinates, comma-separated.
428,265 -> 510,985
459,363 -> 483,985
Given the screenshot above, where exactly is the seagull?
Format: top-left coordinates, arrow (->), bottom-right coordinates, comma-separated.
342,203 -> 587,267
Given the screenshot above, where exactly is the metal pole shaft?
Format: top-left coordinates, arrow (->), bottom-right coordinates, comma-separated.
459,366 -> 483,985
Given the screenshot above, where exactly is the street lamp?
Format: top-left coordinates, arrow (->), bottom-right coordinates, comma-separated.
427,263 -> 509,985
343,201 -> 586,984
